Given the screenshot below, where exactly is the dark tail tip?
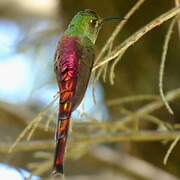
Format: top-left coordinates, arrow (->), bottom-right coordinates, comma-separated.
52,164 -> 64,177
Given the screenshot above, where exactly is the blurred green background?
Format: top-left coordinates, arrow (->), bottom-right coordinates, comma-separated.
0,0 -> 180,179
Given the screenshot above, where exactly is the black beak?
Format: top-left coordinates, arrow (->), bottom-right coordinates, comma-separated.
102,17 -> 124,22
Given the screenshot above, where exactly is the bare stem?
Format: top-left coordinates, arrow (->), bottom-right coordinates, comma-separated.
74,131 -> 180,145
175,0 -> 180,37
107,94 -> 159,106
8,96 -> 58,153
94,0 -> 145,65
159,18 -> 176,115
93,6 -> 180,71
114,87 -> 180,128
1,130 -> 180,154
163,134 -> 180,165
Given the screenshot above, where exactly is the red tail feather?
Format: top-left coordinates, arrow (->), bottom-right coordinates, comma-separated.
52,135 -> 67,175
52,116 -> 70,175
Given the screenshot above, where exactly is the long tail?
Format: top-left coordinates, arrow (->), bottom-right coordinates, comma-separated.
52,102 -> 72,175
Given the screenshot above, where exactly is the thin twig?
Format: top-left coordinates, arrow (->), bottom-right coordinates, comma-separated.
8,95 -> 58,153
94,0 -> 145,85
109,52 -> 125,84
142,114 -> 171,129
74,131 -> 180,145
163,134 -> 180,165
159,18 -> 176,115
175,0 -> 180,37
107,94 -> 159,106
3,141 -> 53,153
114,87 -> 180,128
114,107 -> 171,129
94,0 -> 145,65
1,131 -> 180,154
45,111 -> 56,131
102,44 -> 112,82
93,6 -> 180,71
8,118 -> 37,153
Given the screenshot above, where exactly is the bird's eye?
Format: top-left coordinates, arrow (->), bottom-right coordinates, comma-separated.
90,19 -> 97,27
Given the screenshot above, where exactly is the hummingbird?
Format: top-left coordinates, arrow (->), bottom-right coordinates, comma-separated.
52,9 -> 121,176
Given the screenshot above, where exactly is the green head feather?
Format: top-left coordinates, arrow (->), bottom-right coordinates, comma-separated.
65,9 -> 103,44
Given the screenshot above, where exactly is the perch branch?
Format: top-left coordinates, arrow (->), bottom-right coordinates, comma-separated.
159,18 -> 176,115
93,6 -> 180,71
94,0 -> 145,65
114,87 -> 180,128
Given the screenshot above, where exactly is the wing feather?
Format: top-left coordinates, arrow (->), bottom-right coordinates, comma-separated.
72,45 -> 95,110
